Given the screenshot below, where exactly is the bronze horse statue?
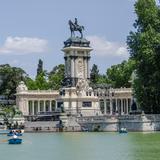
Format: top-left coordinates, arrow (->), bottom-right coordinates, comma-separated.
69,18 -> 85,38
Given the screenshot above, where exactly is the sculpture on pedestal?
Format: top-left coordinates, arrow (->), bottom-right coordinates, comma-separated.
68,18 -> 85,38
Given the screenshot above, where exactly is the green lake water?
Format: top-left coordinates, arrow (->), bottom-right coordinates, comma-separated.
0,132 -> 160,160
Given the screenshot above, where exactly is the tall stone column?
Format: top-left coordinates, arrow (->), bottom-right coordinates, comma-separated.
71,57 -> 75,77
32,101 -> 34,115
74,57 -> 76,78
49,101 -> 52,112
55,101 -> 57,110
38,100 -> 40,113
126,98 -> 128,115
110,99 -> 113,115
84,57 -> 87,79
104,99 -> 107,115
121,99 -> 123,115
115,98 -> 118,114
44,101 -> 46,112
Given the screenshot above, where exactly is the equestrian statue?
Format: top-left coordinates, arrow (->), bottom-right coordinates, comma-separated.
68,18 -> 85,38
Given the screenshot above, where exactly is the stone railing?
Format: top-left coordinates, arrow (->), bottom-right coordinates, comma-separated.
111,88 -> 132,93
18,90 -> 59,94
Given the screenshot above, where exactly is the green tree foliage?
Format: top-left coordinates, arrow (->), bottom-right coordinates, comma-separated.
26,71 -> 49,90
90,64 -> 99,84
26,59 -> 49,90
0,64 -> 28,98
35,71 -> 49,90
97,74 -> 108,84
127,0 -> 160,113
0,104 -> 22,127
106,60 -> 135,88
37,59 -> 43,76
48,64 -> 65,90
25,77 -> 37,90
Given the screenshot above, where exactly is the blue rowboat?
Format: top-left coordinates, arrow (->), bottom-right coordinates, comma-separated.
119,128 -> 128,134
8,138 -> 22,144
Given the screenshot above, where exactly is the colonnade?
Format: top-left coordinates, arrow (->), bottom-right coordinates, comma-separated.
100,98 -> 131,115
28,100 -> 56,115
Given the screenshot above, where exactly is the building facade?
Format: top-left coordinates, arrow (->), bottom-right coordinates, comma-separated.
16,81 -> 132,117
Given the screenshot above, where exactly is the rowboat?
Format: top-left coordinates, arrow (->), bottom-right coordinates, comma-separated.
119,128 -> 128,134
8,135 -> 22,144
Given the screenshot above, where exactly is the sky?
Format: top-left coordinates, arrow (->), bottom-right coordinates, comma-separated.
0,0 -> 139,78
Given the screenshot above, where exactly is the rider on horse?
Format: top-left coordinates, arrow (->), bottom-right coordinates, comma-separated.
68,18 -> 84,38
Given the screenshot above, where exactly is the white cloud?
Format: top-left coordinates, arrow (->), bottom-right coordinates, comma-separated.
0,36 -> 48,55
86,35 -> 129,58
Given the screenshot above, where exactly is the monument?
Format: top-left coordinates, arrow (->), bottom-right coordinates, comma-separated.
57,18 -> 101,116
16,19 -> 132,121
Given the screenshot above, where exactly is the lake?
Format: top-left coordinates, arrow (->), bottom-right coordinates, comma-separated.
0,132 -> 160,160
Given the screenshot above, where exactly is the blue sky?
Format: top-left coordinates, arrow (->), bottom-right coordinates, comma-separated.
0,0 -> 138,77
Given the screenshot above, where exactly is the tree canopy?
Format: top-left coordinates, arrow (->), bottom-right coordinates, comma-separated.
48,64 -> 65,90
0,64 -> 28,98
106,60 -> 135,88
127,0 -> 160,113
90,64 -> 100,84
37,59 -> 43,76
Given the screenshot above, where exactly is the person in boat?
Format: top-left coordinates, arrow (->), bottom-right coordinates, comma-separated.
13,134 -> 18,139
9,130 -> 13,134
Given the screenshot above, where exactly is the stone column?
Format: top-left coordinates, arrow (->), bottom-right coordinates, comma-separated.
110,99 -> 113,115
74,57 -> 76,78
71,57 -> 74,77
128,98 -> 132,111
117,99 -> 121,115
104,99 -> 107,115
126,98 -> 128,115
84,57 -> 88,79
49,101 -> 52,112
121,99 -> 123,115
55,101 -> 57,110
44,101 -> 46,112
38,101 -> 40,113
32,101 -> 34,115
115,98 -> 118,115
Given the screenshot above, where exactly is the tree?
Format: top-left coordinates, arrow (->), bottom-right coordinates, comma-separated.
90,64 -> 99,84
106,60 -> 135,88
35,71 -> 49,90
25,77 -> 37,90
0,104 -> 22,128
37,59 -> 43,76
127,0 -> 160,113
26,59 -> 49,90
26,71 -> 49,90
0,64 -> 28,98
48,64 -> 65,90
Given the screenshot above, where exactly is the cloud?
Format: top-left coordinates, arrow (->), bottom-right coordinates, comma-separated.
0,36 -> 48,55
86,35 -> 129,59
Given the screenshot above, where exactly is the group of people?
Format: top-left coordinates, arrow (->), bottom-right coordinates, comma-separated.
8,129 -> 22,137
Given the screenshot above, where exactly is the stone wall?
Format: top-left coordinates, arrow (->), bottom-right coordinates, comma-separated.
77,114 -> 160,132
